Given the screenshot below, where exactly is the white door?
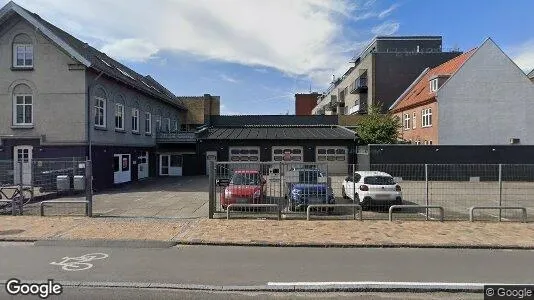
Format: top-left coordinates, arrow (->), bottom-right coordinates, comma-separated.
160,155 -> 169,176
160,154 -> 182,176
13,145 -> 33,185
206,151 -> 217,175
138,152 -> 149,180
113,154 -> 131,184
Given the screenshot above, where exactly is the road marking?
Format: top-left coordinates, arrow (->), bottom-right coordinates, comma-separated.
266,281 -> 499,289
50,253 -> 108,272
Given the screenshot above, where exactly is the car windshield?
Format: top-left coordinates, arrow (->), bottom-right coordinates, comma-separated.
230,173 -> 260,185
298,170 -> 323,183
364,176 -> 395,185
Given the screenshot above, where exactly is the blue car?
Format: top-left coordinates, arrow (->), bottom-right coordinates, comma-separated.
286,168 -> 335,212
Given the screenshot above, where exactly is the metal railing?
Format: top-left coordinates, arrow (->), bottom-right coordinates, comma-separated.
209,162 -> 534,222
226,203 -> 281,220
307,204 -> 362,221
469,206 -> 527,223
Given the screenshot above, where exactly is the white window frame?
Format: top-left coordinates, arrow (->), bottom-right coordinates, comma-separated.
412,112 -> 416,129
164,118 -> 170,132
13,44 -> 34,68
422,108 -> 433,128
115,103 -> 124,130
13,94 -> 33,125
229,146 -> 260,162
403,113 -> 411,130
316,146 -> 347,163
145,112 -> 152,135
156,117 -> 162,133
272,146 -> 304,162
131,108 -> 139,133
429,78 -> 438,92
94,97 -> 106,128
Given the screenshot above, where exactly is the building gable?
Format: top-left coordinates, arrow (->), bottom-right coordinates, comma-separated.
437,38 -> 534,145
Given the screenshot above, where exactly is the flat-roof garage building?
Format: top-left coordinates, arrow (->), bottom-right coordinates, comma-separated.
196,116 -> 359,175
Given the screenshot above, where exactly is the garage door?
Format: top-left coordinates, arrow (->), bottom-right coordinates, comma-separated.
316,146 -> 348,175
229,147 -> 260,162
272,146 -> 303,162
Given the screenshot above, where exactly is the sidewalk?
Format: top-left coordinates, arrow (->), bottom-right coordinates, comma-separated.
1,216 -> 534,248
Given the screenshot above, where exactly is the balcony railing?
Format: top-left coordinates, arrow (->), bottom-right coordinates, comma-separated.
156,131 -> 197,143
350,76 -> 368,94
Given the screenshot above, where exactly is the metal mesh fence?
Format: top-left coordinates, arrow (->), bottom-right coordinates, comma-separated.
0,158 -> 88,216
211,162 -> 534,222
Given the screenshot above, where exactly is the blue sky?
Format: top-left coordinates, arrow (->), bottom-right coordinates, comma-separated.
8,0 -> 534,115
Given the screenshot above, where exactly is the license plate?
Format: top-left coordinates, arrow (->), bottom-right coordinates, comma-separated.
236,198 -> 249,204
375,194 -> 389,199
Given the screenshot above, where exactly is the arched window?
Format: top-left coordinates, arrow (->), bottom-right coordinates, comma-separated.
12,84 -> 33,125
12,34 -> 33,68
131,101 -> 140,133
115,95 -> 125,130
94,88 -> 107,128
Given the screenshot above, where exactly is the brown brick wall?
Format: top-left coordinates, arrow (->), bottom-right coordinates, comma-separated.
395,101 -> 439,144
295,93 -> 319,115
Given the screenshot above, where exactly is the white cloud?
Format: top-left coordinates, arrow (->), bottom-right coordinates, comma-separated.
371,21 -> 400,36
508,40 -> 534,73
101,39 -> 159,62
378,4 -> 400,19
220,104 -> 240,115
219,73 -> 240,83
13,0 -> 400,87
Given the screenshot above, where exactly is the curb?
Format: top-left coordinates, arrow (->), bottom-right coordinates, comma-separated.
0,280 -> 486,293
1,238 -> 534,250
175,240 -> 534,250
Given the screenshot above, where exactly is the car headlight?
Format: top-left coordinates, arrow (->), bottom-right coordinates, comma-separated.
291,189 -> 302,198
224,189 -> 232,198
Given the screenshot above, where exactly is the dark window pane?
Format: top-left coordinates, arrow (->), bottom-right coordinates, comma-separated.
327,149 -> 336,154
318,149 -> 326,154
336,149 -> 346,154
364,176 -> 395,185
231,149 -> 240,154
24,105 -> 32,123
113,157 -> 120,172
274,149 -> 283,154
170,155 -> 182,167
249,149 -> 259,154
292,149 -> 302,154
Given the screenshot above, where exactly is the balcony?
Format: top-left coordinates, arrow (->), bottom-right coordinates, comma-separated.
350,75 -> 368,94
156,131 -> 197,144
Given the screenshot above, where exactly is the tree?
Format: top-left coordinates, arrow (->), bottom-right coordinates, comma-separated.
355,103 -> 402,144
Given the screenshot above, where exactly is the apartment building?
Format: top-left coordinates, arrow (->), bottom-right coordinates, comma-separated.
390,38 -> 534,145
312,36 -> 462,116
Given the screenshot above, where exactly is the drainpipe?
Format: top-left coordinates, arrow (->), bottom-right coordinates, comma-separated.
86,70 -> 104,217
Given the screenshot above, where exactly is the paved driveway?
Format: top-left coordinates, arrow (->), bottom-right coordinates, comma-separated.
93,176 -> 208,218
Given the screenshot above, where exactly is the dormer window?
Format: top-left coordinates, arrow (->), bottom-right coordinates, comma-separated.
429,78 -> 438,92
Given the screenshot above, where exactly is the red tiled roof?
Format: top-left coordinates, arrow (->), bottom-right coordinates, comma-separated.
390,48 -> 477,112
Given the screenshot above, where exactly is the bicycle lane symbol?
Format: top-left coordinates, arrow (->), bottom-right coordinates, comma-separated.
50,253 -> 109,271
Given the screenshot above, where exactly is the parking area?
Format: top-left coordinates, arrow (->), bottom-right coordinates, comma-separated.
18,176 -> 209,218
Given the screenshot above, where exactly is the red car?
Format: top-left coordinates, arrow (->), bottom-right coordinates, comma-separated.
219,170 -> 267,209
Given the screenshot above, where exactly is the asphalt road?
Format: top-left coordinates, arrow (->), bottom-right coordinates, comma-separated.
2,288 -> 480,300
0,242 -> 532,298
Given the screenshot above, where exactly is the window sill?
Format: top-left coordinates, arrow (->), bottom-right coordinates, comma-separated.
115,128 -> 126,133
11,67 -> 34,71
11,124 -> 34,129
132,131 -> 141,135
145,133 -> 152,136
94,126 -> 107,131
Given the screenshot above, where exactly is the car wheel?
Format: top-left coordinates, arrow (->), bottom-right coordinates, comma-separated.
359,196 -> 370,211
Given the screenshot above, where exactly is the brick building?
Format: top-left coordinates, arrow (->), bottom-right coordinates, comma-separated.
390,38 -> 534,145
295,93 -> 319,115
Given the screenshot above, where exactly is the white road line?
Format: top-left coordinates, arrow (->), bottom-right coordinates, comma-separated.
267,281 -> 497,287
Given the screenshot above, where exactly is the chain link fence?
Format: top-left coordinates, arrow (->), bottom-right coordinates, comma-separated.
0,158 -> 90,216
209,162 -> 534,222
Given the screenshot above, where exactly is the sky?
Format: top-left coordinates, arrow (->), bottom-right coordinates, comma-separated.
7,0 -> 534,115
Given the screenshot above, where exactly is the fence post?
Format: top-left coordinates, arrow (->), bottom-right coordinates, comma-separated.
208,161 -> 215,219
498,164 -> 503,222
85,160 -> 93,217
425,164 -> 429,221
279,162 -> 282,200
